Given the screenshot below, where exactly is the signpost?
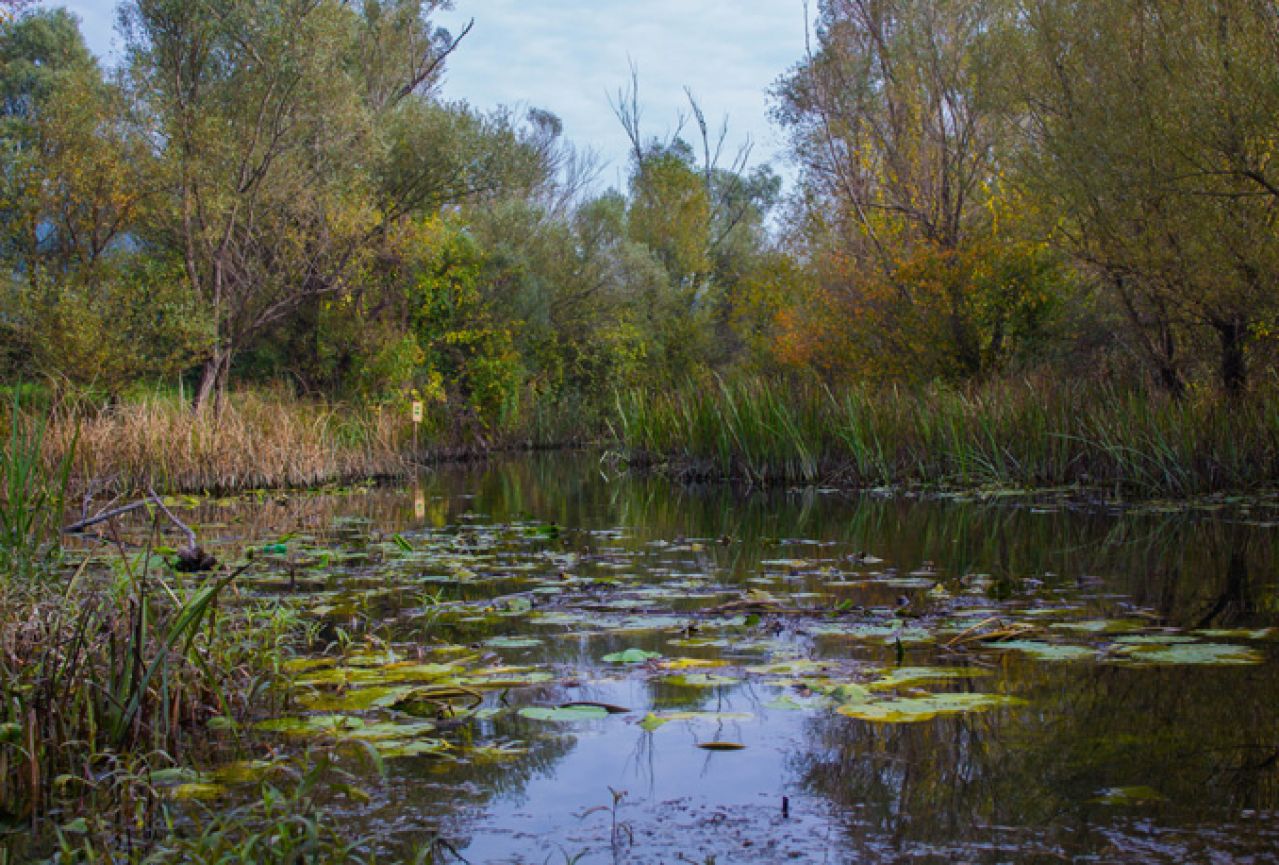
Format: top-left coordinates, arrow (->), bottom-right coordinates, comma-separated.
411,400 -> 424,456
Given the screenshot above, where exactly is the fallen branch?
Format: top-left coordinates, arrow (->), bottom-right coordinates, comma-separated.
63,492 -> 217,571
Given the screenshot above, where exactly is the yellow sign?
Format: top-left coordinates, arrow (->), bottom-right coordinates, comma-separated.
411,401 -> 424,424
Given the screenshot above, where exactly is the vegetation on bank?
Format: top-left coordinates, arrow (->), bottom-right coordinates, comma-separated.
4,0 -> 1278,860
615,377 -> 1279,496
3,0 -> 1278,440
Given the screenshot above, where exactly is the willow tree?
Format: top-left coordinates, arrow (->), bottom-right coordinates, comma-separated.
1007,0 -> 1279,394
123,0 -> 473,410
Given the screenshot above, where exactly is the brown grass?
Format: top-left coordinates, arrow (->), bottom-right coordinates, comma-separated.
42,390 -> 412,494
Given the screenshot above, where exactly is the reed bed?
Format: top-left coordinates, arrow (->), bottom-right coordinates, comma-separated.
613,377 -> 1279,496
0,549 -> 300,853
35,390 -> 413,494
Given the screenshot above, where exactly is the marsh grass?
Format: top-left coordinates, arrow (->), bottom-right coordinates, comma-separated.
613,377 -> 1279,496
0,530 -> 298,856
0,393 -> 75,578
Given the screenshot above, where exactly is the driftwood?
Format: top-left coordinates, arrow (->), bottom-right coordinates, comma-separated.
62,489 -> 217,572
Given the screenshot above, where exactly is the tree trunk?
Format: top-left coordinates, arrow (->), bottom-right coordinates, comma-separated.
1216,317 -> 1247,397
192,346 -> 230,414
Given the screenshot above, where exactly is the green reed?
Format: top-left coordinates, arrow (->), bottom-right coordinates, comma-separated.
612,377 -> 1279,496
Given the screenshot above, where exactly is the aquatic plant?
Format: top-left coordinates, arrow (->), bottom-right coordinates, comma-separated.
0,534 -> 295,855
0,394 -> 75,579
613,376 -> 1279,495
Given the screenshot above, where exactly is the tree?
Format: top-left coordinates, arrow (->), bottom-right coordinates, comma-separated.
0,9 -> 204,391
122,0 -> 475,411
1005,0 -> 1279,395
772,0 -> 1060,381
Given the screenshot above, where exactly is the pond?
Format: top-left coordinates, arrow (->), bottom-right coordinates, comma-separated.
153,454 -> 1279,863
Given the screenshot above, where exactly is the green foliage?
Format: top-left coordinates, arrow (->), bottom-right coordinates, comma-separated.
0,395 -> 72,579
615,376 -> 1279,495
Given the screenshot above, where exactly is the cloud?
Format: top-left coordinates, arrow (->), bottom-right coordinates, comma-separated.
46,0 -> 807,188
436,1 -> 806,186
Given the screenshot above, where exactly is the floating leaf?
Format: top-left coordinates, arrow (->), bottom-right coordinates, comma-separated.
746,659 -> 830,676
837,692 -> 1022,723
659,657 -> 728,671
639,712 -> 669,732
255,714 -> 366,736
1114,642 -> 1264,666
296,685 -> 418,712
602,648 -> 662,664
1195,628 -> 1273,640
519,705 -> 610,723
987,641 -> 1096,662
1050,620 -> 1145,634
869,667 -> 992,690
763,696 -> 810,711
697,742 -> 746,751
483,636 -> 544,649
377,738 -> 451,759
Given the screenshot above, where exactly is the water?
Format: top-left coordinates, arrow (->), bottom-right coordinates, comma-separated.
180,453 -> 1279,863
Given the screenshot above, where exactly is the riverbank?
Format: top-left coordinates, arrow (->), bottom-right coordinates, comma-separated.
614,377 -> 1279,497
12,377 -> 1279,500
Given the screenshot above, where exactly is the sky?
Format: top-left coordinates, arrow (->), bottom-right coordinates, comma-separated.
49,0 -> 809,191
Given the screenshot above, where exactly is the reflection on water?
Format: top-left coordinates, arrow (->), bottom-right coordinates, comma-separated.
180,454 -> 1279,863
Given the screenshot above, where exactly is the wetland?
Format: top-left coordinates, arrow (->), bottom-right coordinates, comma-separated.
27,454 -> 1279,864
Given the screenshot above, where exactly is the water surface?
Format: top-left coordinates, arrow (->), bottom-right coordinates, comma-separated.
180,454 -> 1279,863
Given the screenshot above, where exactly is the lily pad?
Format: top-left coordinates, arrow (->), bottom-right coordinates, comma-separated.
602,648 -> 662,664
639,711 -> 753,731
483,636 -> 544,649
869,667 -> 992,690
519,705 -> 610,723
1195,628 -> 1274,640
987,641 -> 1096,662
1050,619 -> 1145,634
837,692 -> 1022,723
1114,642 -> 1264,666
659,657 -> 729,671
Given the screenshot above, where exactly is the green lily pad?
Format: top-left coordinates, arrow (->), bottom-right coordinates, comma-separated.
483,636 -> 544,649
1195,628 -> 1273,640
1115,642 -> 1264,666
296,685 -> 419,711
255,714 -> 366,736
377,738 -> 451,759
869,667 -> 992,690
764,695 -> 817,711
639,711 -> 753,731
746,659 -> 831,676
603,648 -> 663,664
519,705 -> 610,722
988,641 -> 1096,661
837,692 -> 1022,723
1050,619 -> 1145,634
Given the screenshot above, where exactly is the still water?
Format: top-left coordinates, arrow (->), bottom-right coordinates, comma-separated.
190,453 -> 1279,863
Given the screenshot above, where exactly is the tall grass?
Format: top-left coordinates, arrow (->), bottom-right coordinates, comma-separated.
0,394 -> 75,578
41,388 -> 413,494
613,377 -> 1279,496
